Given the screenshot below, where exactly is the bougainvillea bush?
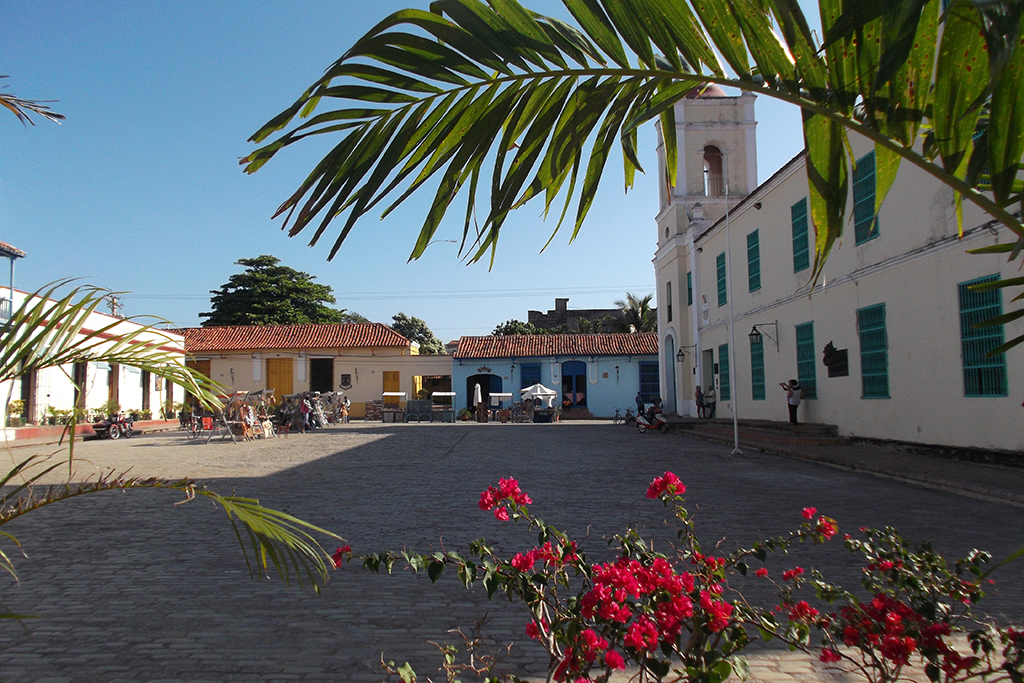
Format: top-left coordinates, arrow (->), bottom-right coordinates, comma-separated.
349,474 -> 1022,683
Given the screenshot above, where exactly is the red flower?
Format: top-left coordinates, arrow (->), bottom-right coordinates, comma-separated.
816,517 -> 838,539
802,507 -> 817,520
331,545 -> 351,568
526,621 -> 541,640
782,566 -> 805,581
494,506 -> 509,521
646,471 -> 685,498
787,600 -> 820,622
624,617 -> 659,652
511,551 -> 538,572
755,567 -> 769,578
820,648 -> 842,663
604,650 -> 626,670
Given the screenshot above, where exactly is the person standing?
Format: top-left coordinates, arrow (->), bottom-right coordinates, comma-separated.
694,385 -> 705,418
342,395 -> 351,423
635,390 -> 645,416
704,384 -> 716,418
300,397 -> 312,432
779,379 -> 802,424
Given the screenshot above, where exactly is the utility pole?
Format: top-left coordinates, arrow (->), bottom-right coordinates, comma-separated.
103,293 -> 123,318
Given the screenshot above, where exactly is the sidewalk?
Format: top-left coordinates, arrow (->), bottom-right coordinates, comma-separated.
669,416 -> 1024,507
0,419 -> 181,450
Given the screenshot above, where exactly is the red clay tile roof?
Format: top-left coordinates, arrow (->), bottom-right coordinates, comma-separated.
182,324 -> 411,353
454,333 -> 658,359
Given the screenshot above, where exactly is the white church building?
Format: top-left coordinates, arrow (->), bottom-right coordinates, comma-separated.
653,87 -> 1022,452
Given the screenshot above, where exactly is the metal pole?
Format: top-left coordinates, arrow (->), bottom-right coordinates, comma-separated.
723,152 -> 742,455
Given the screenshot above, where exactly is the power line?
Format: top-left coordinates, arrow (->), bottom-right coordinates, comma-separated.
122,283 -> 656,303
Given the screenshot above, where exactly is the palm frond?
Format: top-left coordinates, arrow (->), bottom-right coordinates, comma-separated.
0,461 -> 342,591
0,281 -> 226,411
0,76 -> 65,126
245,0 -> 1024,347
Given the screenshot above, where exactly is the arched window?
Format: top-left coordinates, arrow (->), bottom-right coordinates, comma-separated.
703,145 -> 723,196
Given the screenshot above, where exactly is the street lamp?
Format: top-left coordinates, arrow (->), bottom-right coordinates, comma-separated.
676,345 -> 696,363
748,321 -> 779,351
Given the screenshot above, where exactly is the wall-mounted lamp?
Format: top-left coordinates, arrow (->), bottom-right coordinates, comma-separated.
754,202 -> 762,210
696,247 -> 703,253
748,320 -> 779,351
675,345 -> 696,363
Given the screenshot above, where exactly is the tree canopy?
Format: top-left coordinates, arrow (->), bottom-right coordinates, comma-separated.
492,319 -> 551,335
245,0 -> 1024,352
391,312 -> 446,354
614,293 -> 656,333
201,255 -> 361,327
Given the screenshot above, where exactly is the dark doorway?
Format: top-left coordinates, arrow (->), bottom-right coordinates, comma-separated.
561,360 -> 587,406
141,370 -> 151,412
466,374 -> 501,410
309,358 -> 334,394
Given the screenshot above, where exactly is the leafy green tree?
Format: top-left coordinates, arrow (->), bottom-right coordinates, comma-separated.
614,292 -> 656,333
201,255 -> 360,326
492,319 -> 547,335
390,312 -> 446,354
245,0 -> 1024,351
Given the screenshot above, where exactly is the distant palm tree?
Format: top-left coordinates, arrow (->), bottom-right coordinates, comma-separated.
614,293 -> 656,333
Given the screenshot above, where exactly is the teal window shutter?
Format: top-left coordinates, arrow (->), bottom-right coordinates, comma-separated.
795,322 -> 817,399
718,343 -> 730,400
853,151 -> 879,245
958,275 -> 1008,396
857,303 -> 889,398
716,253 -> 727,306
520,363 -> 541,389
750,337 -> 765,400
747,229 -> 761,292
639,362 -> 660,403
791,198 -> 810,273
687,272 -> 693,306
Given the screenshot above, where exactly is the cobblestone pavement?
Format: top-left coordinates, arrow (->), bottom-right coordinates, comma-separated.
1,423 -> 1021,682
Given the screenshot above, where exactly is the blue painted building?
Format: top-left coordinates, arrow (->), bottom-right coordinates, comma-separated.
452,333 -> 660,418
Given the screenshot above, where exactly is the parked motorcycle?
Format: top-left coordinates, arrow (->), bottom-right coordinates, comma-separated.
636,407 -> 668,434
93,413 -> 135,440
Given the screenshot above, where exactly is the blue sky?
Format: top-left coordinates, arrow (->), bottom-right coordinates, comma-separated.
1,1 -> 806,339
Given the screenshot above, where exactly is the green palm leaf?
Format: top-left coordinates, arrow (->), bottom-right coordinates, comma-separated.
245,0 -> 1024,346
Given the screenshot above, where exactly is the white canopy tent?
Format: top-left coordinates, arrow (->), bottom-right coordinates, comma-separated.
520,383 -> 557,408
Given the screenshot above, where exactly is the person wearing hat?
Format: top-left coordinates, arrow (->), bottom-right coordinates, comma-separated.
780,379 -> 803,424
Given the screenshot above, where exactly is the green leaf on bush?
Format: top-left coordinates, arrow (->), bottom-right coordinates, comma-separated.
397,661 -> 416,683
736,562 -> 747,576
428,560 -> 445,583
709,660 -> 733,683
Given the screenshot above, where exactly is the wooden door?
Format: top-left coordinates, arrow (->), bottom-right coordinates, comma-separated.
382,371 -> 400,405
266,358 -> 293,402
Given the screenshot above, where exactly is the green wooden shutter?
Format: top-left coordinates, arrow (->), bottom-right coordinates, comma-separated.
795,322 -> 817,399
750,338 -> 765,400
857,303 -> 889,398
747,229 -> 761,292
716,253 -> 727,306
718,343 -> 730,400
791,198 -> 810,273
958,275 -> 1008,396
853,151 -> 879,244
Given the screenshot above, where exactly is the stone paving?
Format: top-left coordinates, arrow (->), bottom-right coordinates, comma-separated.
0,423 -> 1021,682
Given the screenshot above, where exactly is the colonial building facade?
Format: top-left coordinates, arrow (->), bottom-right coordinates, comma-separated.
654,90 -> 1022,451
181,324 -> 451,419
453,333 -> 659,417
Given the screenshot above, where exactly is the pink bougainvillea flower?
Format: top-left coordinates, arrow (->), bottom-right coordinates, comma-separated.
494,506 -> 510,521
646,471 -> 685,498
782,566 -> 805,581
787,600 -> 820,622
802,507 -> 817,520
525,621 -> 541,640
755,567 -> 769,578
331,545 -> 351,568
605,650 -> 626,670
820,648 -> 842,663
816,517 -> 838,539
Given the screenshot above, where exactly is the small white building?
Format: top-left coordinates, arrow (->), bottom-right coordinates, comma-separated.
1,288 -> 185,432
654,88 -> 1022,452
